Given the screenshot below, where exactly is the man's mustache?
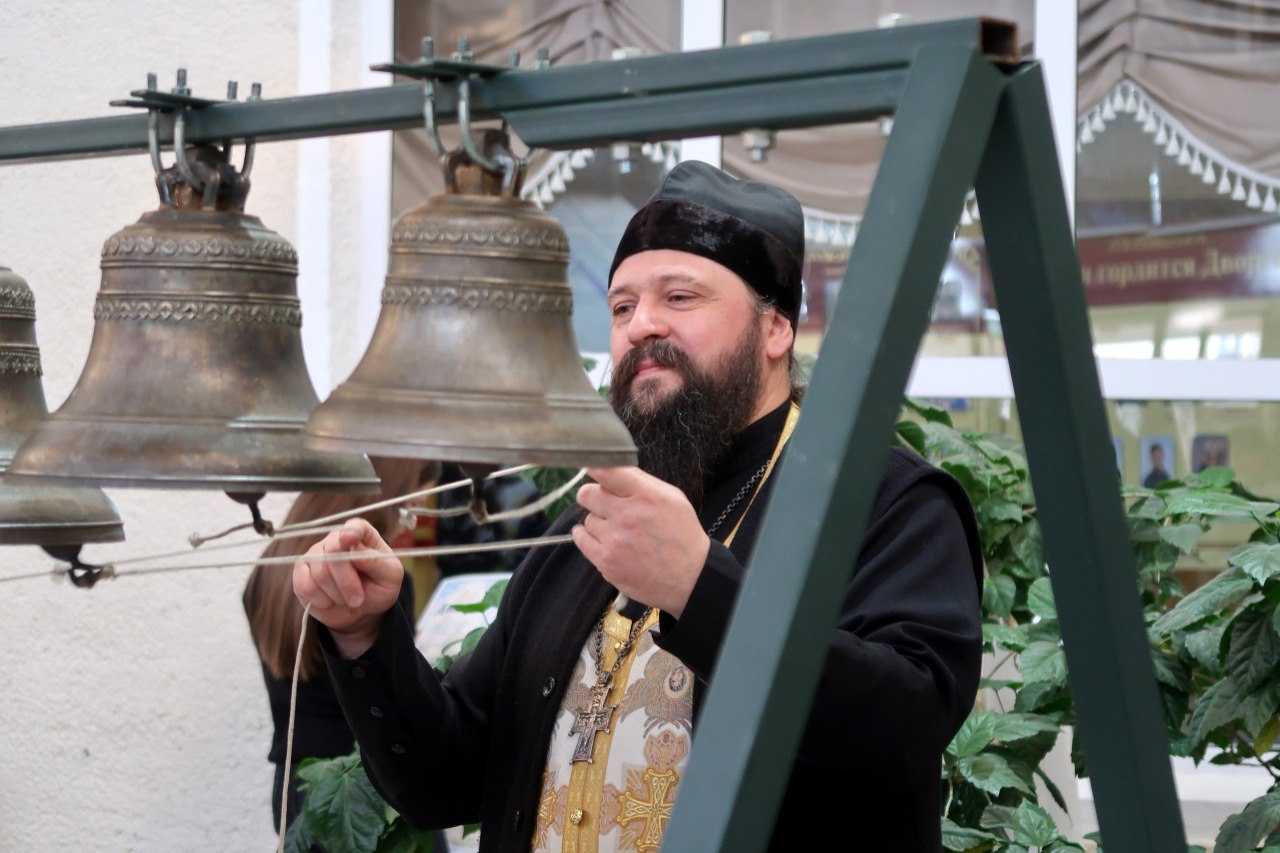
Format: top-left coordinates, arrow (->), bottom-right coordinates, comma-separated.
613,341 -> 691,389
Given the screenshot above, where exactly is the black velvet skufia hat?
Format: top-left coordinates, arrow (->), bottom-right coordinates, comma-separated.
608,161 -> 805,330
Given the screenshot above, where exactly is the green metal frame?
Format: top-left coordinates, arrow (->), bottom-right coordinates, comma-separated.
0,19 -> 1186,851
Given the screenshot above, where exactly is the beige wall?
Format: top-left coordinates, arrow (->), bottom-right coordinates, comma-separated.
0,2 -> 391,847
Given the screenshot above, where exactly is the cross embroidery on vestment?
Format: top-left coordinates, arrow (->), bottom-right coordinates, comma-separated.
617,765 -> 679,851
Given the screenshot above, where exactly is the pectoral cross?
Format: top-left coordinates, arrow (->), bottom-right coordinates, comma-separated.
569,676 -> 616,763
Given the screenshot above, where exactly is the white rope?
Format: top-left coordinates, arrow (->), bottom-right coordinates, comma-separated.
97,535 -> 576,580
53,464 -> 541,582
409,467 -> 588,523
277,601 -> 311,852
107,524 -> 351,569
182,463 -> 535,548
274,464 -> 534,535
486,468 -> 587,523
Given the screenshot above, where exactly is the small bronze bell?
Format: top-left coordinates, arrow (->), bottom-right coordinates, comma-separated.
9,145 -> 378,495
0,267 -> 124,546
305,133 -> 637,469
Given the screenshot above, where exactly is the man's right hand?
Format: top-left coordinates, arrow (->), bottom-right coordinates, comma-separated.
293,518 -> 404,659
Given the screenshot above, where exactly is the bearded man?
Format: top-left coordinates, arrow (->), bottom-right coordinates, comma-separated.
295,162 -> 983,851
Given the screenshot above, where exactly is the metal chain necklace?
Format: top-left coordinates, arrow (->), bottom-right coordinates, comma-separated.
569,604 -> 654,763
568,456 -> 770,763
705,458 -> 772,538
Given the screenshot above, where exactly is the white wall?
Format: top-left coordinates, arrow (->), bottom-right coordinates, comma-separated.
0,3 -> 389,848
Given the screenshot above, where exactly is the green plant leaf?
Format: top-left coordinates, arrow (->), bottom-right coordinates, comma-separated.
1230,543 -> 1280,585
896,420 -> 928,455
904,398 -> 954,426
457,625 -> 487,658
944,462 -> 988,503
1188,676 -> 1244,749
284,814 -> 317,853
1242,676 -> 1280,739
481,578 -> 509,609
1227,610 -> 1280,693
956,753 -> 1033,796
1009,800 -> 1059,847
298,752 -> 388,853
1182,621 -> 1229,671
940,816 -> 998,851
990,712 -> 1061,744
1153,568 -> 1254,635
980,803 -> 1020,831
1164,491 -> 1280,519
1034,765 -> 1069,813
948,712 -> 999,758
1158,523 -> 1204,555
983,622 -> 1029,652
377,817 -> 436,852
1151,648 -> 1192,693
980,498 -> 1024,525
1027,577 -> 1057,621
1010,524 -> 1045,576
983,575 -> 1017,619
1255,714 -> 1280,755
1216,790 -> 1280,853
1020,641 -> 1067,685
1014,681 -> 1067,715
449,601 -> 492,614
1191,467 -> 1237,489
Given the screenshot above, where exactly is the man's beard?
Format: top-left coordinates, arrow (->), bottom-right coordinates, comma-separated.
608,325 -> 763,504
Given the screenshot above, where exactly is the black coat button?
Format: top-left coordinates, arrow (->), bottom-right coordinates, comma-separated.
513,809 -> 522,829
351,665 -> 366,680
370,706 -> 384,718
391,743 -> 406,754
542,677 -> 556,697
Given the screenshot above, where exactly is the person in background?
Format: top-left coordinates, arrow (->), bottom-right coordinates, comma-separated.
243,456 -> 439,837
1144,442 -> 1171,488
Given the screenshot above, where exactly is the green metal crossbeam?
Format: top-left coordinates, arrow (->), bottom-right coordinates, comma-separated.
0,18 -> 1006,163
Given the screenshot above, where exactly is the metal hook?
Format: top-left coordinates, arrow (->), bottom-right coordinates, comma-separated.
457,77 -> 505,175
173,109 -> 205,192
238,82 -> 261,180
147,109 -> 166,177
423,81 -> 449,158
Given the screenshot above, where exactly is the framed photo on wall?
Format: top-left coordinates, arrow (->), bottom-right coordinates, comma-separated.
1140,435 -> 1175,488
1192,435 -> 1230,473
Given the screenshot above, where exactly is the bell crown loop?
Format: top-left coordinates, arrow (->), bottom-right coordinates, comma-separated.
443,129 -> 527,198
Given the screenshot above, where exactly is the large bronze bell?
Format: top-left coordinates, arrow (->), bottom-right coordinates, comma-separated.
8,146 -> 378,495
0,267 -> 124,546
305,134 -> 636,469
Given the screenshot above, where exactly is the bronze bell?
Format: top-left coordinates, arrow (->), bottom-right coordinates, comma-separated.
305,134 -> 636,469
8,146 -> 378,495
0,267 -> 124,546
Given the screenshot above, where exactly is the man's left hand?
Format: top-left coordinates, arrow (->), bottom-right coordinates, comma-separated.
573,466 -> 710,618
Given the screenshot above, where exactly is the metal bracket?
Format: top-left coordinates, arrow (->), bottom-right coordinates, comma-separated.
370,35 -> 509,81
110,71 -> 259,207
109,69 -> 224,113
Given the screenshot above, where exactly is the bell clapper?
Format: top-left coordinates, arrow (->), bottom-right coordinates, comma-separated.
42,544 -> 116,589
459,464 -> 499,523
225,491 -> 275,537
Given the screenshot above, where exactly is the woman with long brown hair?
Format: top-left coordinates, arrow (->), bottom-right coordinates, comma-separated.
243,456 -> 438,836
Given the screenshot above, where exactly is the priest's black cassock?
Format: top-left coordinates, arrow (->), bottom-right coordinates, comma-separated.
320,399 -> 983,851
